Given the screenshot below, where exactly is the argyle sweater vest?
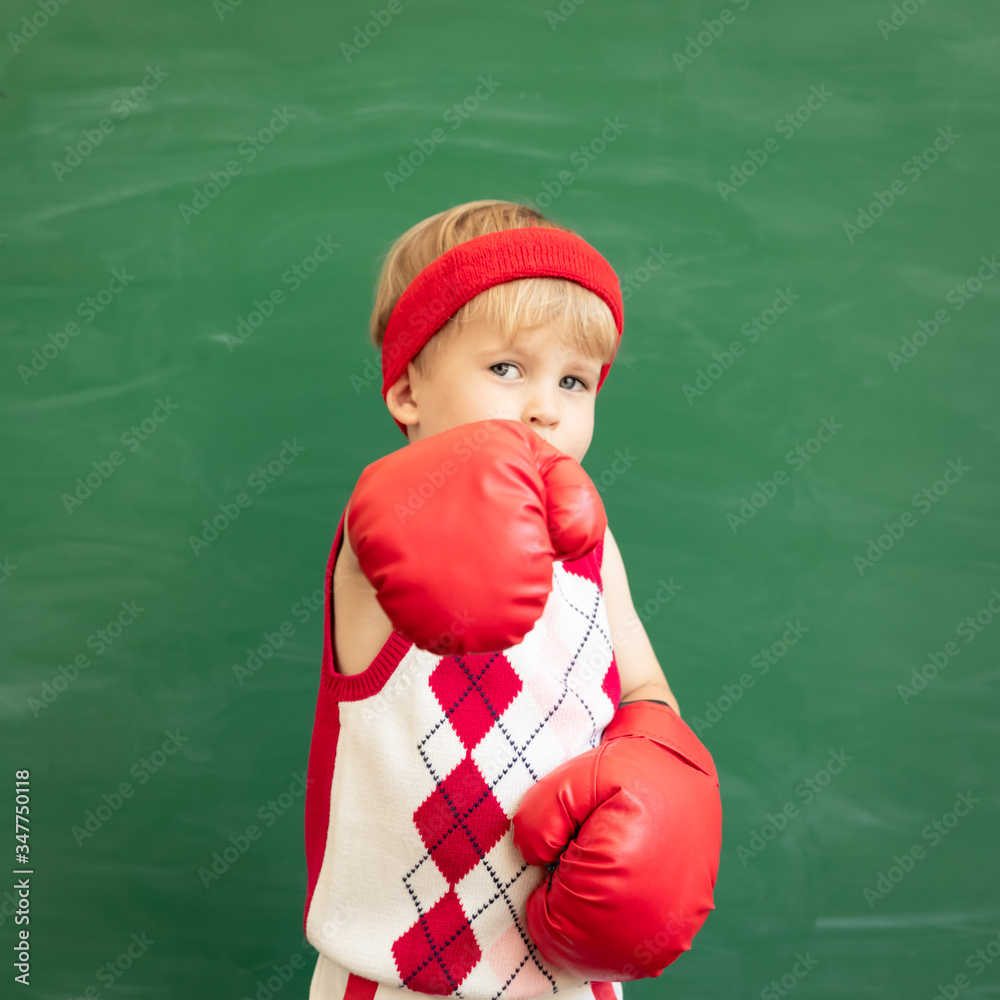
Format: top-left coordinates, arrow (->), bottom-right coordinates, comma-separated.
303,503 -> 621,1000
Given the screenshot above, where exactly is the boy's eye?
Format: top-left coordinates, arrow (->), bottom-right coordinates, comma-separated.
490,364 -> 589,391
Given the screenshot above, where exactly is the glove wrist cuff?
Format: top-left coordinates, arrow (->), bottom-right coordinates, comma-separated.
603,699 -> 674,740
601,700 -> 718,782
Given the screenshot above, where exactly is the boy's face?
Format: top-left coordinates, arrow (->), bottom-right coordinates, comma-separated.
388,318 -> 603,464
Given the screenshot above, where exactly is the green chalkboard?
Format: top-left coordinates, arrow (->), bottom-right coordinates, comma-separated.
2,1 -> 998,998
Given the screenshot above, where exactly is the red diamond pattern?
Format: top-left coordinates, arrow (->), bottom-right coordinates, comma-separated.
602,653 -> 621,708
413,754 -> 511,884
391,887 -> 482,995
429,652 -> 522,750
395,652 -> 523,991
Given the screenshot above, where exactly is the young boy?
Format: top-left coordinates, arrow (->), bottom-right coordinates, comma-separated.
302,200 -> 721,1000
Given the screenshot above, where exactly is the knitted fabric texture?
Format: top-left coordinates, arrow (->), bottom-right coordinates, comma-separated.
303,503 -> 621,1000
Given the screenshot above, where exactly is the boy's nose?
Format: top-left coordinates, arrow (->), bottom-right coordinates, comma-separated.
522,389 -> 560,432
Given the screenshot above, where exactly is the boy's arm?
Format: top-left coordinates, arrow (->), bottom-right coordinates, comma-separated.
601,525 -> 681,716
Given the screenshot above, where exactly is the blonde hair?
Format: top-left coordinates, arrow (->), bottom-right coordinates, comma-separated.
369,199 -> 619,380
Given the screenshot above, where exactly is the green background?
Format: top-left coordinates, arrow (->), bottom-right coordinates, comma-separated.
2,0 -> 998,997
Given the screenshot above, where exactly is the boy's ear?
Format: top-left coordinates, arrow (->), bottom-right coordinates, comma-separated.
385,365 -> 419,430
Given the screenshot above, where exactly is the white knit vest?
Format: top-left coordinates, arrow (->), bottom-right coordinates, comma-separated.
303,506 -> 621,1000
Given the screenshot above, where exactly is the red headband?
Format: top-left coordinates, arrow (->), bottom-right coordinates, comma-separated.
380,226 -> 624,437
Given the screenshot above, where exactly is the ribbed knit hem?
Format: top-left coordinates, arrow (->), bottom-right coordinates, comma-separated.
320,503 -> 413,700
323,629 -> 412,699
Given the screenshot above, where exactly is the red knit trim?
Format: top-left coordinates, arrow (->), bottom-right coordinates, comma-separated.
320,504 -> 413,700
590,982 -> 617,1000
302,641 -> 342,934
343,973 -> 379,1000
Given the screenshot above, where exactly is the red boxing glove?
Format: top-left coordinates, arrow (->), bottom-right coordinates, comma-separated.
511,700 -> 722,980
346,419 -> 606,656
